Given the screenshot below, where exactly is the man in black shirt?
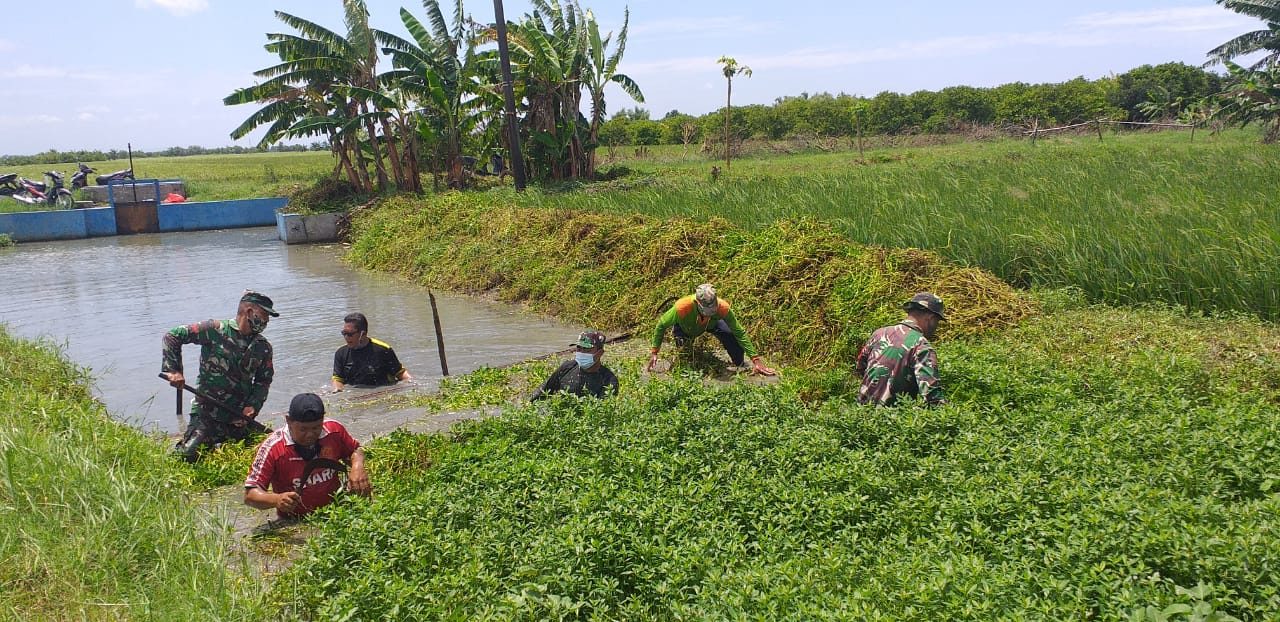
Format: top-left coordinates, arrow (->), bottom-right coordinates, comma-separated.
331,312 -> 412,391
531,331 -> 619,401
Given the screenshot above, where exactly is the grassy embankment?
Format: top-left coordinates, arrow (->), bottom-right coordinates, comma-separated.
0,327 -> 266,621
513,130 -> 1280,321
257,191 -> 1280,619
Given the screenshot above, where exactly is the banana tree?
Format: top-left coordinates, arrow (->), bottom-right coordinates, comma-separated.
582,7 -> 643,177
1207,0 -> 1280,69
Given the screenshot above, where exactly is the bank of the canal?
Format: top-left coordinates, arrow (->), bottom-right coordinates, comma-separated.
0,327 -> 268,620
0,226 -> 584,436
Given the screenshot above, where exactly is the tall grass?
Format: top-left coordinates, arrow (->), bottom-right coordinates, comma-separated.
510,131 -> 1280,320
0,327 -> 265,621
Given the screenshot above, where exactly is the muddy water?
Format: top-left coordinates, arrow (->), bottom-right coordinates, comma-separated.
0,227 -> 582,435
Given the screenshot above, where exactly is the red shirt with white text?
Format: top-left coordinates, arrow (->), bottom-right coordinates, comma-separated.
245,420 -> 359,518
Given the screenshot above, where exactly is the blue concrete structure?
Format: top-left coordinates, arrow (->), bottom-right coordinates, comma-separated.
0,207 -> 118,242
158,198 -> 286,232
0,198 -> 287,242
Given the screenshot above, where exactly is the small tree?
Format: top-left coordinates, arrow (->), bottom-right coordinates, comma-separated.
717,56 -> 752,169
1218,60 -> 1280,142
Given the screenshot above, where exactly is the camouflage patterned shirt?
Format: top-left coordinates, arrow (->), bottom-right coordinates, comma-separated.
162,319 -> 274,421
854,319 -> 944,406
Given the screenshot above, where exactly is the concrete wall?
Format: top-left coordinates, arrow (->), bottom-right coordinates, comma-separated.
0,198 -> 285,242
0,207 -> 118,242
83,180 -> 185,204
276,211 -> 343,244
158,197 -> 286,232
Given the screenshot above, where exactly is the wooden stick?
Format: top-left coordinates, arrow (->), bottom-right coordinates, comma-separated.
428,291 -> 449,377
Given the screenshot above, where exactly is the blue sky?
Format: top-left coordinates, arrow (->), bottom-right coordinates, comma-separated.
0,0 -> 1260,154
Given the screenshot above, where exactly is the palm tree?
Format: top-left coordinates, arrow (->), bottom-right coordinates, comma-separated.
717,55 -> 751,170
1207,0 -> 1280,69
582,7 -> 643,177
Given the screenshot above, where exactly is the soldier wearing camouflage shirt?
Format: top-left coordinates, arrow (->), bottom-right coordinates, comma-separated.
855,292 -> 947,407
163,290 -> 277,462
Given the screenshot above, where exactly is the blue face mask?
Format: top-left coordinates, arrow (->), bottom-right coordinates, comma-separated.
574,352 -> 597,368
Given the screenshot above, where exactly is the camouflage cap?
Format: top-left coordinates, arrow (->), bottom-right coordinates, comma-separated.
240,290 -> 279,317
694,283 -> 718,311
902,292 -> 946,320
573,330 -> 606,349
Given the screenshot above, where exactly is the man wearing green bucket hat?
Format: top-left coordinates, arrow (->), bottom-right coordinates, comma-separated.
855,292 -> 947,407
163,290 -> 278,461
531,330 -> 619,401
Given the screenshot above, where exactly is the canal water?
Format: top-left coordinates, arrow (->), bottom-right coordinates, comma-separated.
0,227 -> 582,435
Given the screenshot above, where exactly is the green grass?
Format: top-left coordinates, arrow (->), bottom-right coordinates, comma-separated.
1,151 -> 332,210
273,300 -> 1280,620
513,130 -> 1280,321
0,326 -> 266,621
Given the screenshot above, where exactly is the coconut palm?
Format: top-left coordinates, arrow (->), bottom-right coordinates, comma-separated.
717,55 -> 752,169
1207,0 -> 1280,69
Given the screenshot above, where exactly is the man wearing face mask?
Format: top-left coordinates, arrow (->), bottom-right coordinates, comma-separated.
163,290 -> 277,462
531,331 -> 619,401
855,292 -> 947,407
646,283 -> 777,376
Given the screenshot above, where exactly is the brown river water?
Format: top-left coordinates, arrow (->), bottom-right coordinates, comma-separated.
0,227 -> 582,436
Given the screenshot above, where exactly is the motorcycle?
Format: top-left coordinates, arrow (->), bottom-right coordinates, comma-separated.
70,163 -> 95,190
95,167 -> 134,186
3,171 -> 75,209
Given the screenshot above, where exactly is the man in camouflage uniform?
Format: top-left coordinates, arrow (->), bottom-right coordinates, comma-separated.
163,290 -> 277,462
855,292 -> 947,407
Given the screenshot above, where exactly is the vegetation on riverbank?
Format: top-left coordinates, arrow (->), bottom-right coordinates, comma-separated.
347,192 -> 1034,370
273,296 -> 1279,619
269,183 -> 1277,619
0,327 -> 265,620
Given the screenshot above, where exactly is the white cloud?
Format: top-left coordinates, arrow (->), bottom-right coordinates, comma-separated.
633,16 -> 772,37
0,39 -> 14,52
625,5 -> 1253,76
1072,6 -> 1256,33
0,114 -> 63,127
134,0 -> 208,16
77,112 -> 96,121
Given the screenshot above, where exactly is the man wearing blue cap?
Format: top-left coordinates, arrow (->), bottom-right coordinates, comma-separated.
163,290 -> 277,461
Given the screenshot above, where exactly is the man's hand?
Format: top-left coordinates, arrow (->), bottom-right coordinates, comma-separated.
348,448 -> 372,496
231,406 -> 256,428
275,491 -> 302,514
348,465 -> 372,496
750,356 -> 777,377
165,371 -> 185,388
646,351 -> 660,372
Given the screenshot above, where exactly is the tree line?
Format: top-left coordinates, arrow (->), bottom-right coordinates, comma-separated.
0,142 -> 329,167
600,62 -> 1225,147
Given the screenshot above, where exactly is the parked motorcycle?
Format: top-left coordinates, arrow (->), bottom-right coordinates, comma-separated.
95,167 -> 134,186
70,163 -> 95,189
3,171 -> 75,209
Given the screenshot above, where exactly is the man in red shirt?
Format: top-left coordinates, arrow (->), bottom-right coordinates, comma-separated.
244,393 -> 371,518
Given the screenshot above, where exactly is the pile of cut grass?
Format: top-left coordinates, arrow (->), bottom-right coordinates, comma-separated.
0,327 -> 265,620
347,193 -> 1034,368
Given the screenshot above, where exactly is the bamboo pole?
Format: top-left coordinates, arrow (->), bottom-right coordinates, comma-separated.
428,291 -> 449,376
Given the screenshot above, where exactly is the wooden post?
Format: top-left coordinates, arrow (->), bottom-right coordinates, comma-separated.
1096,119 -> 1104,143
428,291 -> 449,376
1190,123 -> 1196,143
1030,118 -> 1039,145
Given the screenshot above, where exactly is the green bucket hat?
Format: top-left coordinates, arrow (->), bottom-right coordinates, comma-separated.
240,290 -> 279,317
